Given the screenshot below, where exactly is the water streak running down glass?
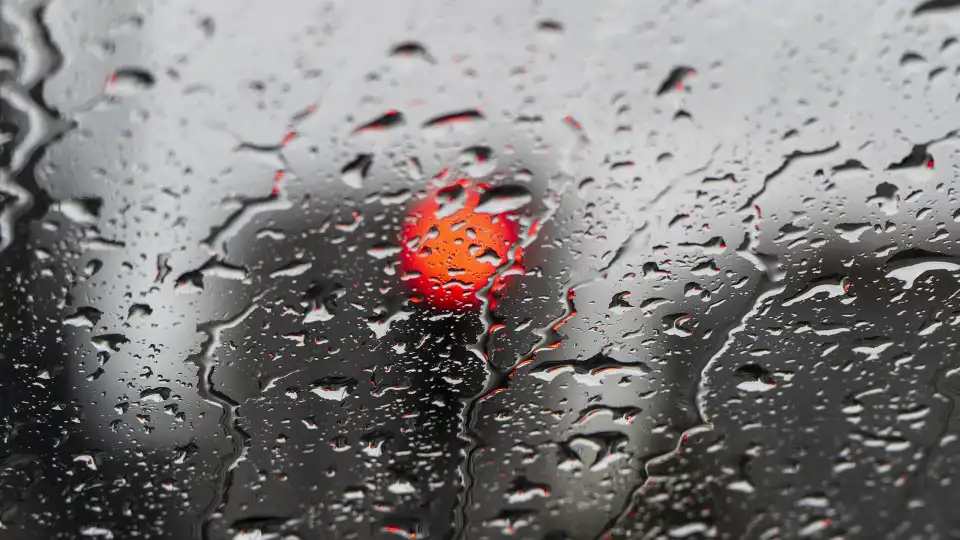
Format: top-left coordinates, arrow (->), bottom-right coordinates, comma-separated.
2,1 -> 960,539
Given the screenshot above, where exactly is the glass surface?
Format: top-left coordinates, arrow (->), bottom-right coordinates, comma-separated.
1,1 -> 959,538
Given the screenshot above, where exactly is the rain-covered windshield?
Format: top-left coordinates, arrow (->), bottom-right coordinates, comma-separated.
2,1 -> 960,539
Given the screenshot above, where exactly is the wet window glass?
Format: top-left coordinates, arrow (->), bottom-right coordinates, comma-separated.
1,1 -> 960,539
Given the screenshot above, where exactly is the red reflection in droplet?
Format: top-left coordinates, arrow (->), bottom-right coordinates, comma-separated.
399,179 -> 519,310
